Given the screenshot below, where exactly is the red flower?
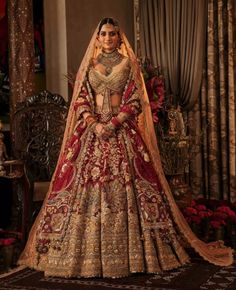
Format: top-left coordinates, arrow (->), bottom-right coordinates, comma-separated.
195,204 -> 207,211
146,76 -> 165,123
211,211 -> 228,221
216,206 -> 235,216
183,198 -> 236,229
210,220 -> 225,229
190,200 -> 196,207
191,216 -> 202,224
183,207 -> 197,216
0,238 -> 16,246
145,79 -> 154,100
198,210 -> 212,219
142,59 -> 165,123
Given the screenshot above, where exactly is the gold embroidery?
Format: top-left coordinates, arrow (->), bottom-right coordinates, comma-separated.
28,128 -> 190,277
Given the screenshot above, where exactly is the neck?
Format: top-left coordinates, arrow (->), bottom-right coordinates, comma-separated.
102,48 -> 117,55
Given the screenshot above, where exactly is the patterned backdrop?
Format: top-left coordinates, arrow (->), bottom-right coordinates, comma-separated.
189,0 -> 236,202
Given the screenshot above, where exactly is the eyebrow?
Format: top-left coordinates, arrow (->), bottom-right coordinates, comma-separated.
100,30 -> 116,34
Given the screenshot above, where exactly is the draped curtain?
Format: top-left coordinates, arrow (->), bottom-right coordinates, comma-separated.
138,0 -> 236,202
189,0 -> 236,202
139,0 -> 207,109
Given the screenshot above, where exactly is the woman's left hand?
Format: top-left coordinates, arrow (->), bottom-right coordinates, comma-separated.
101,128 -> 113,140
101,124 -> 115,140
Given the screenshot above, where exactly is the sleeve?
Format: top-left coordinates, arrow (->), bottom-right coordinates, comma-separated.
73,80 -> 97,126
73,83 -> 92,121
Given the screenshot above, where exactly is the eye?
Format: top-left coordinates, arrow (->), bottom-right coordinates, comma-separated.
100,32 -> 106,36
109,31 -> 116,37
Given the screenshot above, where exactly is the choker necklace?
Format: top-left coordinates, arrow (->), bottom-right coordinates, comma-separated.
97,49 -> 123,75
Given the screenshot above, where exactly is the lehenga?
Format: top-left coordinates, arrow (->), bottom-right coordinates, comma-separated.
18,23 -> 233,278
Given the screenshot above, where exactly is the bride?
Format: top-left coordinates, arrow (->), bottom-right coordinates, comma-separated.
18,17 -> 233,278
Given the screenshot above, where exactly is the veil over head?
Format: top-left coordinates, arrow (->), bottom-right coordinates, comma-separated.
19,18 -> 233,268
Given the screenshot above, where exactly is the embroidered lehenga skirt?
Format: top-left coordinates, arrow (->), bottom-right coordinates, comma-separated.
33,116 -> 190,278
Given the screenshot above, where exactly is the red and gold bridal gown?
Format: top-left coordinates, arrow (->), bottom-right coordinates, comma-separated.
18,33 -> 233,279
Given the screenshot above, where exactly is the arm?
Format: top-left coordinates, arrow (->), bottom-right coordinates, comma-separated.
74,83 -> 96,127
103,80 -> 141,136
74,82 -> 108,137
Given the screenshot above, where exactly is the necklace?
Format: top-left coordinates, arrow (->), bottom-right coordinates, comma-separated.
97,50 -> 123,75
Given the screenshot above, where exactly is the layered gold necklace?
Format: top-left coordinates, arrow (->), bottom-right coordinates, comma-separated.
97,50 -> 123,75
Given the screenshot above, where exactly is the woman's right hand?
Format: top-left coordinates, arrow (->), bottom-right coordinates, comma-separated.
94,123 -> 113,140
94,123 -> 105,137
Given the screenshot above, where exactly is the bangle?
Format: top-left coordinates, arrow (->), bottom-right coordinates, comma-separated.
85,115 -> 96,126
111,117 -> 122,128
104,122 -> 116,133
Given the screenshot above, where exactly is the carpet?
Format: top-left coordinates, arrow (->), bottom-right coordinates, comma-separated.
1,258 -> 236,290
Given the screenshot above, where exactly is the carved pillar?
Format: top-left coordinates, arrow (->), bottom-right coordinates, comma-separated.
8,0 -> 35,108
8,0 -> 35,152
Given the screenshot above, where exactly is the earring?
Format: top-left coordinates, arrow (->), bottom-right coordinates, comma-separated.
117,39 -> 122,49
95,38 -> 102,49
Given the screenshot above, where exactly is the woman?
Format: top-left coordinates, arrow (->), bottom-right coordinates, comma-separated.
18,18 -> 233,278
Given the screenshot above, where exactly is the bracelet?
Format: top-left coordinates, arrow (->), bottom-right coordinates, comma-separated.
111,117 -> 122,128
104,122 -> 116,133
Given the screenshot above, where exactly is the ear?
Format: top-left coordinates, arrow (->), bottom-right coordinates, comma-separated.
97,35 -> 102,44
95,37 -> 102,49
118,36 -> 122,49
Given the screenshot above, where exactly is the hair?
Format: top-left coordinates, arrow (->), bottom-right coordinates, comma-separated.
98,17 -> 119,35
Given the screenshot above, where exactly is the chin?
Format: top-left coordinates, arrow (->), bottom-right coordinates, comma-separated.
103,48 -> 115,52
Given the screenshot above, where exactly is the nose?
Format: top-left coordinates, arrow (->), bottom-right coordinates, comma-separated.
105,33 -> 111,41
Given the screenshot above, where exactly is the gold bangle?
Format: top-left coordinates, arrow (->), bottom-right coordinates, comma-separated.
104,122 -> 116,133
85,115 -> 96,126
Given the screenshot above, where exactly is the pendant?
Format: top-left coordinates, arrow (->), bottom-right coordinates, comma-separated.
105,66 -> 112,75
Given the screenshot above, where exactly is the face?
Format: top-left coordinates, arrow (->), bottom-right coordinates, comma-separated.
98,23 -> 119,53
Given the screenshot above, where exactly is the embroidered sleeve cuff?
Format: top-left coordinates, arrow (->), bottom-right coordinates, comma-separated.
74,101 -> 90,111
111,117 -> 122,128
120,105 -> 135,116
85,115 -> 97,126
76,106 -> 91,120
110,111 -> 130,129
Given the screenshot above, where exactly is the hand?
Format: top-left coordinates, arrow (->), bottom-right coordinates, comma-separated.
101,123 -> 115,140
94,123 -> 105,137
101,128 -> 113,140
94,123 -> 114,140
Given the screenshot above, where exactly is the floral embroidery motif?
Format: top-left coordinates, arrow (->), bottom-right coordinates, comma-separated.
32,63 -> 189,278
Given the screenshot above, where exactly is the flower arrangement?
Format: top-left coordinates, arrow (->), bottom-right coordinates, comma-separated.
0,230 -> 19,270
210,205 -> 236,229
183,201 -> 212,225
0,238 -> 16,246
0,230 -> 17,246
182,198 -> 236,247
141,58 -> 165,123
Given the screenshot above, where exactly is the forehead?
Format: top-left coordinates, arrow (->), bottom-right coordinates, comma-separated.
100,23 -> 117,33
